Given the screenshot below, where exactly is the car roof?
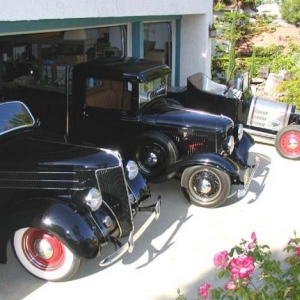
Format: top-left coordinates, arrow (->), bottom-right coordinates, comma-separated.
73,56 -> 171,82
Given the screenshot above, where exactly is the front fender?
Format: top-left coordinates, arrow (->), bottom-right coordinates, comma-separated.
233,130 -> 255,166
0,199 -> 99,264
127,172 -> 151,206
39,202 -> 99,260
154,153 -> 240,183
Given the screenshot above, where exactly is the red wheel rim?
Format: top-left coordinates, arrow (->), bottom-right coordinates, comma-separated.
280,130 -> 300,157
21,228 -> 66,271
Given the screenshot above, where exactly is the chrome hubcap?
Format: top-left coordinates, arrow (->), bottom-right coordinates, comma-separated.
35,239 -> 54,259
198,179 -> 212,194
147,152 -> 158,166
287,138 -> 299,150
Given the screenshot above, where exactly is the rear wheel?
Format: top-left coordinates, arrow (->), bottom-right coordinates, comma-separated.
133,131 -> 178,181
275,125 -> 300,160
12,227 -> 81,282
181,166 -> 231,208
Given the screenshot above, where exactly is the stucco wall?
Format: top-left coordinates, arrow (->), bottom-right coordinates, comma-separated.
180,14 -> 212,85
1,0 -> 212,21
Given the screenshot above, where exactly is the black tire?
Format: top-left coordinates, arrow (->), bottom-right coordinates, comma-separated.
166,98 -> 183,107
181,166 -> 231,208
133,131 -> 179,180
12,227 -> 81,282
275,125 -> 300,160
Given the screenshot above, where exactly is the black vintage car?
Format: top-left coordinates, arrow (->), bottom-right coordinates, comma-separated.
0,101 -> 161,282
1,57 -> 259,208
167,72 -> 300,160
67,57 -> 259,208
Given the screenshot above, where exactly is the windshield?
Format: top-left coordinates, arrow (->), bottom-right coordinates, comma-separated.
0,101 -> 35,135
139,75 -> 168,107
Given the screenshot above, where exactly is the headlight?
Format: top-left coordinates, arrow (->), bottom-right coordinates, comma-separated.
222,135 -> 235,155
233,124 -> 243,142
126,160 -> 139,180
85,188 -> 103,211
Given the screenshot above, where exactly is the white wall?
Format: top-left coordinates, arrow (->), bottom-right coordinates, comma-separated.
0,0 -> 212,22
180,14 -> 212,85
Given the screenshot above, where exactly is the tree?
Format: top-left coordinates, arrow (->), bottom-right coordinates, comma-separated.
280,0 -> 300,26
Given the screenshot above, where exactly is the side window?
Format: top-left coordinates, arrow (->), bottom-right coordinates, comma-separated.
85,78 -> 131,111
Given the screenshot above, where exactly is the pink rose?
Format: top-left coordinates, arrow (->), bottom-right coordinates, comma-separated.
229,255 -> 255,279
198,283 -> 211,299
296,246 -> 300,256
225,281 -> 237,291
214,250 -> 229,269
247,242 -> 254,249
251,232 -> 257,242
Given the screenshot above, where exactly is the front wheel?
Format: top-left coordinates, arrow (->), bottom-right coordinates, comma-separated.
12,227 -> 81,282
181,166 -> 231,208
275,125 -> 300,160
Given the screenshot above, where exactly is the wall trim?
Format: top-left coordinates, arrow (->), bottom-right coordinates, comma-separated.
0,16 -> 181,36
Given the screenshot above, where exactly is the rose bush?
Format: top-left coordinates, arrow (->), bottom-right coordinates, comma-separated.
176,231 -> 300,300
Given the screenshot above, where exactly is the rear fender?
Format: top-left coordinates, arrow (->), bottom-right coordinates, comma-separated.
0,199 -> 99,264
154,153 -> 239,183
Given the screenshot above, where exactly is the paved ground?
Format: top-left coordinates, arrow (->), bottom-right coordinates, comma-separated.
1,142 -> 300,300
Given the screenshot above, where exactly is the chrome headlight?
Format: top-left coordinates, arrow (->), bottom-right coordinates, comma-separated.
233,124 -> 243,142
222,135 -> 235,155
126,160 -> 139,180
85,188 -> 103,211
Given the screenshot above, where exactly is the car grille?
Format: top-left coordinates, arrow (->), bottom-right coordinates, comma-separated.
160,129 -> 209,155
96,166 -> 132,237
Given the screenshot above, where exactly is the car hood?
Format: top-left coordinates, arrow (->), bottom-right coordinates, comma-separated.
151,103 -> 233,131
0,129 -> 121,172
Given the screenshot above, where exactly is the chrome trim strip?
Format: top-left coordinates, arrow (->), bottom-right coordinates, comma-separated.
244,128 -> 276,140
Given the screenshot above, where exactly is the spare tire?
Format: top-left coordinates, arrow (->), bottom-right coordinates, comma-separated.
132,131 -> 179,181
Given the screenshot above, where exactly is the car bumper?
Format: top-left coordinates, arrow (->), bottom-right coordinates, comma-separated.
236,155 -> 260,198
98,196 -> 161,267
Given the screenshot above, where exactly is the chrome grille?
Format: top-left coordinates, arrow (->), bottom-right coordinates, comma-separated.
251,109 -> 268,127
96,165 -> 132,236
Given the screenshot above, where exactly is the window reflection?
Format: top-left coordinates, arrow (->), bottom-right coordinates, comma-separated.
0,102 -> 35,135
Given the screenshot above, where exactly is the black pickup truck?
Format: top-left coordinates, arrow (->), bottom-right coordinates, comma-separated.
1,57 -> 259,208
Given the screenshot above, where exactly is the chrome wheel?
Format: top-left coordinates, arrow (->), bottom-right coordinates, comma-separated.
181,166 -> 231,208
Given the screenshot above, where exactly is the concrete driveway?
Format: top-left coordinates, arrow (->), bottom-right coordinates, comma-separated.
1,142 -> 299,300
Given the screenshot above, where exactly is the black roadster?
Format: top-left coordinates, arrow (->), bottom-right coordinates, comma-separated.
167,72 -> 300,160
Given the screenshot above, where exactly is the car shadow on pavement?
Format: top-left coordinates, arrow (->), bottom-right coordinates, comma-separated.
222,152 -> 271,207
73,178 -> 192,279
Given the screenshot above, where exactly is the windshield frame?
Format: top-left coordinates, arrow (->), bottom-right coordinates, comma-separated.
138,74 -> 168,108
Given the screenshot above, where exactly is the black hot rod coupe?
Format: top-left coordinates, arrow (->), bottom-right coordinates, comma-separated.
167,72 -> 300,160
0,101 -> 161,282
1,57 -> 259,208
